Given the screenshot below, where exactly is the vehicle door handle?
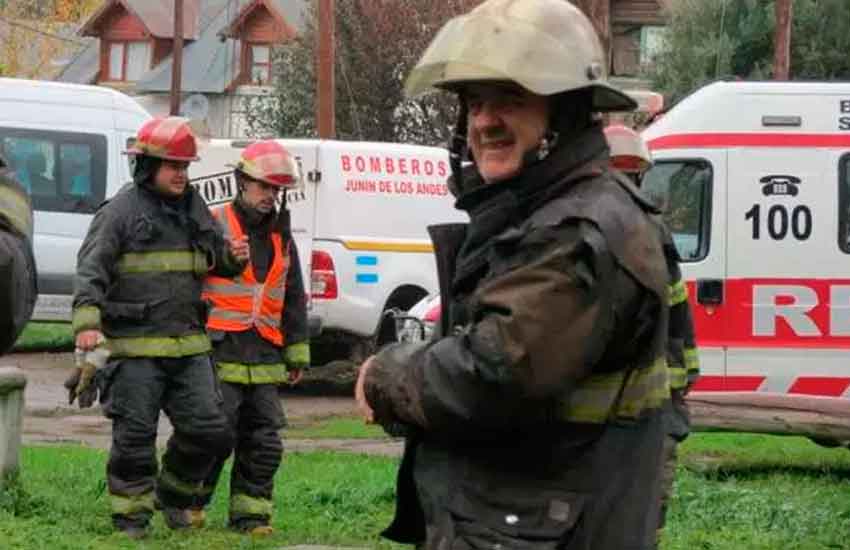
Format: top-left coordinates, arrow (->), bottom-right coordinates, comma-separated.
696,278 -> 724,306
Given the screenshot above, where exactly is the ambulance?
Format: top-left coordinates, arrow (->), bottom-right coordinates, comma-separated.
400,81 -> 850,409
189,139 -> 467,364
644,80 -> 850,401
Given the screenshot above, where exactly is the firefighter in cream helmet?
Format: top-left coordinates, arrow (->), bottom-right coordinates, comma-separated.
355,1 -> 674,549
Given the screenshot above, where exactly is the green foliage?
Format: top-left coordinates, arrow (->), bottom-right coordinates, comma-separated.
287,415 -> 390,439
648,0 -> 850,105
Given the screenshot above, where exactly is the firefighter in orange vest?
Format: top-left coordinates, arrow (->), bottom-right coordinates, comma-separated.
605,124 -> 700,545
198,140 -> 310,535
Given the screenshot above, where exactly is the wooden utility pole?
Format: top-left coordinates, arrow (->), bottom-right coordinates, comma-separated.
574,0 -> 611,69
773,0 -> 792,80
316,0 -> 335,138
169,0 -> 185,115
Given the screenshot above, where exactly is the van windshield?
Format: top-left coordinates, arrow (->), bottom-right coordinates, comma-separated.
642,159 -> 712,261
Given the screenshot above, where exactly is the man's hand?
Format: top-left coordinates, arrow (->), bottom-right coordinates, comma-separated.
354,356 -> 376,424
75,330 -> 104,351
228,235 -> 250,262
287,367 -> 304,386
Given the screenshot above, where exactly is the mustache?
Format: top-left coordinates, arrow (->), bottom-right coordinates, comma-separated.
480,129 -> 513,145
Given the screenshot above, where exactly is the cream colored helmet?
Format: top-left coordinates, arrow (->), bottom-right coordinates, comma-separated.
404,0 -> 636,112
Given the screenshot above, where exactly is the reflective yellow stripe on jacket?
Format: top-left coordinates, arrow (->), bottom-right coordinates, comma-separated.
0,182 -> 33,238
107,333 -> 211,358
216,361 -> 288,385
668,280 -> 688,307
72,305 -> 102,333
684,347 -> 700,381
560,356 -> 670,424
668,365 -> 688,391
110,492 -> 155,516
231,493 -> 273,517
116,250 -> 209,275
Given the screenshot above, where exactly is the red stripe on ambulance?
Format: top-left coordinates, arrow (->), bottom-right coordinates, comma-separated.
692,376 -> 766,392
688,279 -> 850,349
648,133 -> 850,150
787,377 -> 850,397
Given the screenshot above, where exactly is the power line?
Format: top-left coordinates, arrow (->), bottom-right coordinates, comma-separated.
0,15 -> 88,46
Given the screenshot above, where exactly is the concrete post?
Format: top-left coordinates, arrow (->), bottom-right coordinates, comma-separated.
0,366 -> 26,484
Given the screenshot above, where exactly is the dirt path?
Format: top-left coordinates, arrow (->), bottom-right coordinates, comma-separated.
5,352 -> 402,457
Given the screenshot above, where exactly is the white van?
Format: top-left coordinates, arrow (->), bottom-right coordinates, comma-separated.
0,78 -> 150,320
643,81 -> 850,402
189,139 -> 467,363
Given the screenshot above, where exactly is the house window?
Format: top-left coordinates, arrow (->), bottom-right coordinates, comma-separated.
250,44 -> 271,85
640,26 -> 667,66
107,41 -> 150,81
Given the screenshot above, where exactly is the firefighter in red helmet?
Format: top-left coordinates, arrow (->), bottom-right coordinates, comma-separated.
194,140 -> 310,535
71,116 -> 249,538
605,123 -> 701,545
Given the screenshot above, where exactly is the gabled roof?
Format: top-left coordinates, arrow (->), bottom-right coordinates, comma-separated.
79,0 -> 200,40
57,0 -> 307,92
136,0 -> 236,94
219,0 -> 296,41
55,36 -> 100,84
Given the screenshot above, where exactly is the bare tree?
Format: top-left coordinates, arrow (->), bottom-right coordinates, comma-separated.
244,0 -> 482,145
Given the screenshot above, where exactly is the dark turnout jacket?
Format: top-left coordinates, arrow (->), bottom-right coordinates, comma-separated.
72,182 -> 243,358
364,127 -> 674,550
0,169 -> 36,353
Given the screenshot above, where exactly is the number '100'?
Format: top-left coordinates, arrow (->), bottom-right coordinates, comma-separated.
745,204 -> 812,240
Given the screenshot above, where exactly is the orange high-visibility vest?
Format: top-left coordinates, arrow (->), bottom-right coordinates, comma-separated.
203,203 -> 289,346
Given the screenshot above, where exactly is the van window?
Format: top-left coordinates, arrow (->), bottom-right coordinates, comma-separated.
839,154 -> 850,252
0,127 -> 107,214
642,159 -> 712,261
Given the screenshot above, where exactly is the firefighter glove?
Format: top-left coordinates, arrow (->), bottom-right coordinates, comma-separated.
65,345 -> 110,408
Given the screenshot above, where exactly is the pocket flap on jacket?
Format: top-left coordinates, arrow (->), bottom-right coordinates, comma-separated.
450,487 -> 586,540
103,301 -> 148,321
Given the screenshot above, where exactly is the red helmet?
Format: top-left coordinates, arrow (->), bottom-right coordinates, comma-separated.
232,140 -> 300,188
604,124 -> 651,174
125,116 -> 200,162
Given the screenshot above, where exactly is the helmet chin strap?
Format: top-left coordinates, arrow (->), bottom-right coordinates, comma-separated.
532,130 -> 560,162
448,100 -> 469,195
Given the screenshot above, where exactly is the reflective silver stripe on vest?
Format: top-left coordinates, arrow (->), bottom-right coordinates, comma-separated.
211,309 -> 253,322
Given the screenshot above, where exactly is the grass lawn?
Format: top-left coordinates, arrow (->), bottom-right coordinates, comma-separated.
4,435 -> 850,549
666,433 -> 850,550
287,416 -> 388,439
1,447 -> 405,550
12,322 -> 74,352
